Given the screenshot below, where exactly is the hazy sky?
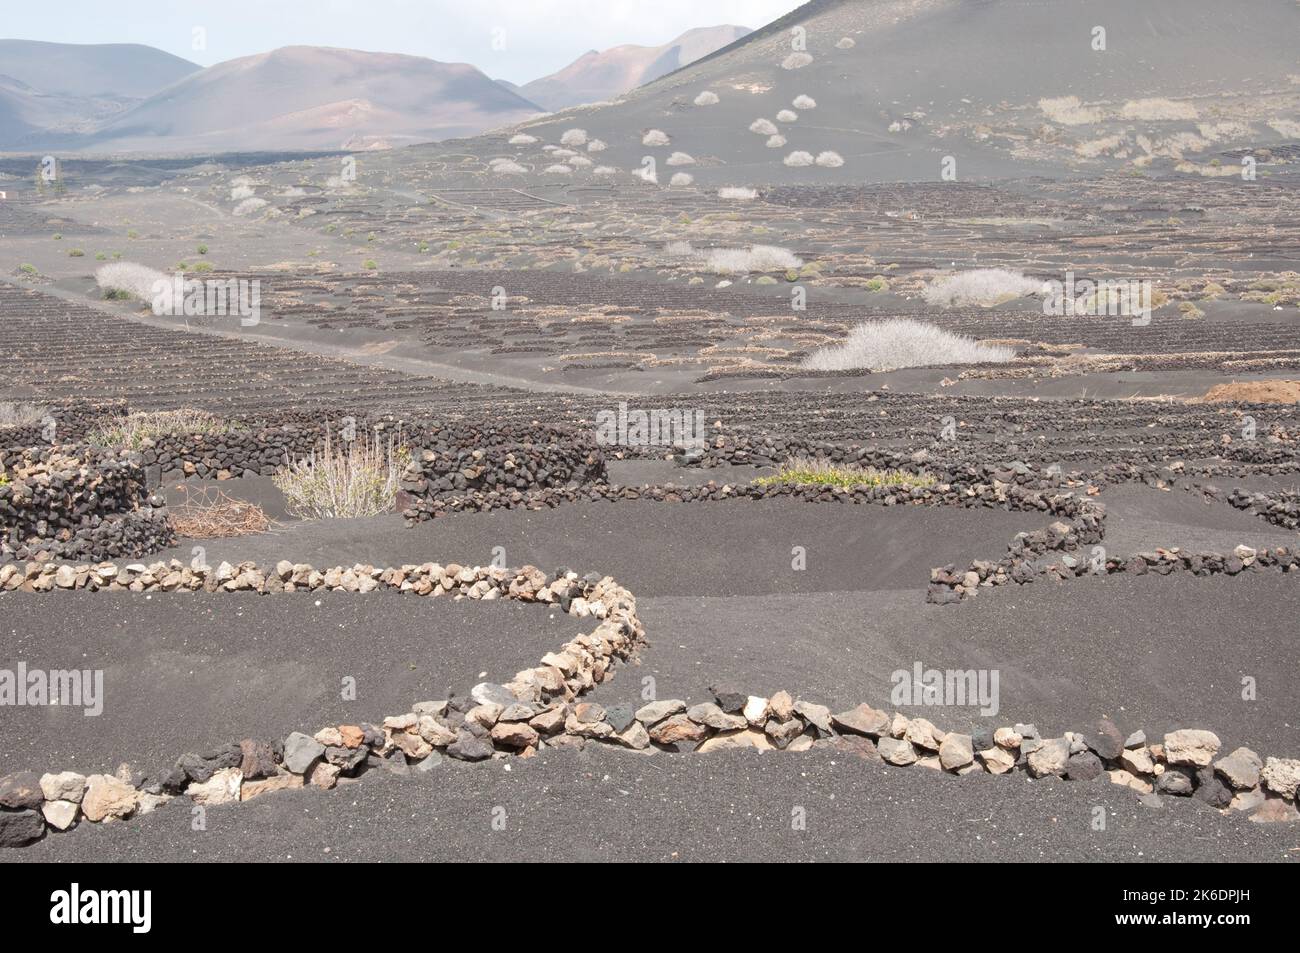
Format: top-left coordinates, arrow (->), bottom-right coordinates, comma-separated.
4,0 -> 807,83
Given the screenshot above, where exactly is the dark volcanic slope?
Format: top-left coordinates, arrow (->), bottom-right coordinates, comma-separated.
502,0 -> 1300,183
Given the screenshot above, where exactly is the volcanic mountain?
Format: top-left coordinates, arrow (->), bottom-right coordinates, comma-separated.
496,0 -> 1300,184
81,46 -> 544,153
518,25 -> 752,111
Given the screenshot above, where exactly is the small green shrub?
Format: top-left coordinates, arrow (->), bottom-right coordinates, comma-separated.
754,458 -> 938,491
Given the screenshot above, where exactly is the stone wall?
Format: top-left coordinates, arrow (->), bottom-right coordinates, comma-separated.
1,557 -> 1296,848
0,446 -> 173,562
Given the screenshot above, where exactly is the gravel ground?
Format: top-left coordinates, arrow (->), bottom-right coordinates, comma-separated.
1098,484 -> 1298,556
590,572 -> 1300,754
0,593 -> 587,777
149,499 -> 1036,597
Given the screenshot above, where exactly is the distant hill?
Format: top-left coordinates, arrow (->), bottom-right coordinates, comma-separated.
0,40 -> 200,148
81,46 -> 544,153
0,39 -> 200,99
519,25 -> 752,111
501,0 -> 1300,183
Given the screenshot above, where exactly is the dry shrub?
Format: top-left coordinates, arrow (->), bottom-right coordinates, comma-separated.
169,486 -> 272,538
0,402 -> 46,428
801,319 -> 1016,372
273,429 -> 410,520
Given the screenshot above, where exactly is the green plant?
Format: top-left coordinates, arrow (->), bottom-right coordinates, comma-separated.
68,248 -> 84,257
197,244 -> 208,255
19,263 -> 37,275
754,458 -> 938,491
363,259 -> 378,270
190,261 -> 214,273
95,252 -> 107,261
127,230 -> 139,239
53,233 -> 63,241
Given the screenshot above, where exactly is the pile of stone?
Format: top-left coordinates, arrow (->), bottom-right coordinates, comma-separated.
103,417 -> 605,491
931,540 -> 1299,603
402,470 -> 1097,524
398,437 -> 605,507
0,559 -> 642,847
0,400 -> 126,451
6,678 -> 1298,847
1213,485 -> 1300,531
0,445 -> 172,562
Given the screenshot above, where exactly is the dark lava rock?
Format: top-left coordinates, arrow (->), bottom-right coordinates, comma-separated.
0,808 -> 46,847
1193,767 -> 1233,809
709,684 -> 747,713
1086,718 -> 1124,761
1156,766 -> 1196,796
0,771 -> 43,810
239,739 -> 279,780
1066,751 -> 1104,782
447,731 -> 495,762
604,703 -> 635,733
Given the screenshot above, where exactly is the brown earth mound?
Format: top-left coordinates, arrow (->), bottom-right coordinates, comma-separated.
1202,381 -> 1300,404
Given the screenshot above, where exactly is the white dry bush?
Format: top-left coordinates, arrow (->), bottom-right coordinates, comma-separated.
0,402 -> 46,428
234,198 -> 268,217
593,165 -> 618,175
96,261 -> 166,300
664,241 -> 695,256
544,164 -> 573,175
568,155 -> 593,168
782,52 -> 813,70
230,185 -> 255,201
766,134 -> 787,148
816,151 -> 844,168
784,151 -> 815,167
670,172 -> 695,186
836,37 -> 856,50
750,118 -> 778,136
633,164 -> 659,184
666,151 -> 695,166
793,94 -> 817,110
704,244 -> 802,275
274,429 -> 410,520
587,138 -> 607,152
694,90 -> 720,106
89,409 -> 242,450
508,133 -> 538,145
777,109 -> 799,123
642,129 -> 671,146
922,268 -> 1045,308
1121,98 -> 1198,121
801,319 -> 1016,372
1038,96 -> 1106,126
718,186 -> 758,200
1269,119 -> 1300,137
493,161 -> 527,175
560,128 -> 588,146
550,148 -> 577,157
